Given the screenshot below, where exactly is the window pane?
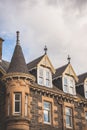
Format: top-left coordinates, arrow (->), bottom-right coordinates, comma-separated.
46,71 -> 50,79
64,77 -> 68,92
15,94 -> 20,100
39,68 -> 43,77
15,102 -> 20,112
44,102 -> 50,110
46,80 -> 50,87
64,78 -> 67,85
39,77 -> 43,85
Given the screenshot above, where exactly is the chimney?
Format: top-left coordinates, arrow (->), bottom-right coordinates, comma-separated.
0,38 -> 4,62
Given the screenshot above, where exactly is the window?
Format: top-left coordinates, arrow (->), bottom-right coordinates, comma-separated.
25,94 -> 28,116
63,76 -> 75,95
38,67 -> 52,87
14,93 -> 21,114
43,101 -> 51,124
64,77 -> 68,92
65,107 -> 73,128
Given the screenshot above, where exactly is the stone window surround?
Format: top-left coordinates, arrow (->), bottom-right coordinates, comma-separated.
43,101 -> 51,124
42,96 -> 54,125
63,102 -> 74,129
14,92 -> 21,114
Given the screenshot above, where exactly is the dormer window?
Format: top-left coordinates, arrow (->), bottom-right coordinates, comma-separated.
38,66 -> 52,87
63,75 -> 75,95
84,81 -> 87,98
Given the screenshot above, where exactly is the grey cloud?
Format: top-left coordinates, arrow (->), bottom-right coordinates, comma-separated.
0,0 -> 87,74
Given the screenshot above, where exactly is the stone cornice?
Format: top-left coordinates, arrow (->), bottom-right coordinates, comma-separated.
2,72 -> 35,82
30,83 -> 79,104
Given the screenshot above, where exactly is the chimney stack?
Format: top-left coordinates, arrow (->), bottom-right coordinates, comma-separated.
0,38 -> 4,62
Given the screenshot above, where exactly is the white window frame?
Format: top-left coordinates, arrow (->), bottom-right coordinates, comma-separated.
25,94 -> 28,116
84,81 -> 87,99
63,75 -> 75,95
65,107 -> 73,128
38,66 -> 52,88
14,93 -> 21,114
43,101 -> 51,124
64,77 -> 68,93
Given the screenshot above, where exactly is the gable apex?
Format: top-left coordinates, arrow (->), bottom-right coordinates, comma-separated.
37,54 -> 55,74
63,63 -> 78,82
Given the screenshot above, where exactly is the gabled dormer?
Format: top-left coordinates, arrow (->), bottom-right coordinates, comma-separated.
76,73 -> 87,99
37,54 -> 55,87
27,47 -> 55,88
53,60 -> 78,95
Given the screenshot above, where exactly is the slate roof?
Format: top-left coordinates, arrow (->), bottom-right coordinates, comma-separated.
77,72 -> 87,85
52,64 -> 68,79
27,55 -> 44,70
7,44 -> 29,74
0,60 -> 9,72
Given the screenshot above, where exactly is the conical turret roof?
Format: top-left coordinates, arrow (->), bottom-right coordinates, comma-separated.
7,31 -> 29,74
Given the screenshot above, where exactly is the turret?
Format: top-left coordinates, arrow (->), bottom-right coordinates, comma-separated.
3,31 -> 35,130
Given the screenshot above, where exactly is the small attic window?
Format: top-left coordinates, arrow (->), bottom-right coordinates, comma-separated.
63,75 -> 76,95
38,66 -> 52,88
84,81 -> 87,98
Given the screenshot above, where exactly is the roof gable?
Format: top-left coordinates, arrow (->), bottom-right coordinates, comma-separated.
63,64 -> 78,82
37,54 -> 55,74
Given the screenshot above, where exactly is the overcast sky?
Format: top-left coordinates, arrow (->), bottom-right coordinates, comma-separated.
0,0 -> 87,75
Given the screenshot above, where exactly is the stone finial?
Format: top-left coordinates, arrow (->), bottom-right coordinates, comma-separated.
44,45 -> 47,55
67,55 -> 71,64
16,31 -> 20,45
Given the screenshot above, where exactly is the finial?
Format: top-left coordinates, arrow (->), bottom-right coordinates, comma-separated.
44,45 -> 47,55
67,55 -> 71,64
16,31 -> 20,45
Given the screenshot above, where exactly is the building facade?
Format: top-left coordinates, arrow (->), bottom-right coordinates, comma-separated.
0,31 -> 87,130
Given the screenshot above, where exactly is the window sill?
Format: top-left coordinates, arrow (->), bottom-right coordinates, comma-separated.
66,126 -> 73,129
44,122 -> 51,125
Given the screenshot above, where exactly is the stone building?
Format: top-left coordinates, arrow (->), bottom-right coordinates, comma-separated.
0,31 -> 87,130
